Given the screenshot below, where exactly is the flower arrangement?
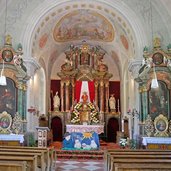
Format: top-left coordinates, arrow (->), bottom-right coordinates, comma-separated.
71,102 -> 99,124
119,138 -> 128,148
90,111 -> 99,124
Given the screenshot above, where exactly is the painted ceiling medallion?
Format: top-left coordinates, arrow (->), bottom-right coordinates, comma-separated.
53,9 -> 114,42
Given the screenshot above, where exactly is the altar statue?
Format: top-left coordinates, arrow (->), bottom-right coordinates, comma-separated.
53,91 -> 60,111
81,91 -> 88,103
109,94 -> 116,112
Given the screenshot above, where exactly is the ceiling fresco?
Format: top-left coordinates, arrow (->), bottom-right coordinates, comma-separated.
53,9 -> 115,42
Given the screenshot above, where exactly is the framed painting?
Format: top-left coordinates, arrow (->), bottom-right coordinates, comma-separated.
0,78 -> 16,117
0,111 -> 12,134
154,114 -> 168,137
148,81 -> 170,120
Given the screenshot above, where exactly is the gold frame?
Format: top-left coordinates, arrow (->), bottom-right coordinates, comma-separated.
0,111 -> 12,134
154,114 -> 168,137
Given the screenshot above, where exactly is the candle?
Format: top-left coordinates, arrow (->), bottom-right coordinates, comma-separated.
122,119 -> 124,132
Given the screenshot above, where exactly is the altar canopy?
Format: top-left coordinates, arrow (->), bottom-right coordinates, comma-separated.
75,81 -> 95,103
62,131 -> 100,150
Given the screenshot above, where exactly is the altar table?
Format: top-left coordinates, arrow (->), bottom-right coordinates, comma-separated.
66,124 -> 104,134
0,134 -> 24,146
142,137 -> 171,149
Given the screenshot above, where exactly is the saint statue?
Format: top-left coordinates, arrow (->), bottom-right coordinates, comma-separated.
53,91 -> 60,111
81,92 -> 88,103
109,94 -> 116,111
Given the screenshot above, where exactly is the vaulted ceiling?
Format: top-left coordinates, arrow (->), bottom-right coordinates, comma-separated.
0,0 -> 171,80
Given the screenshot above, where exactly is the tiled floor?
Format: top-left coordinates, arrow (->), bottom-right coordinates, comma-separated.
53,159 -> 105,171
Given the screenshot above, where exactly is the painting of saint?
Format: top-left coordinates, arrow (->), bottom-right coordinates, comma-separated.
156,119 -> 166,132
0,78 -> 16,117
149,81 -> 169,120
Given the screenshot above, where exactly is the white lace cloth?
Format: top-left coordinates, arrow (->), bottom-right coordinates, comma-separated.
66,124 -> 104,134
142,137 -> 171,146
0,134 -> 24,143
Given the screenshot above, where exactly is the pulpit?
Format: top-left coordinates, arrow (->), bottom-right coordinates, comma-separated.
36,127 -> 50,148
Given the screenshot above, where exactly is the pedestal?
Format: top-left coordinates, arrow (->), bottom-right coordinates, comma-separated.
36,127 -> 50,148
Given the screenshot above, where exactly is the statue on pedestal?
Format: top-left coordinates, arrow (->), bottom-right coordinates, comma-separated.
109,94 -> 116,113
53,91 -> 60,111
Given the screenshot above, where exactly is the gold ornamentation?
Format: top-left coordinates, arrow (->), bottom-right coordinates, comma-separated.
154,114 -> 169,137
144,114 -> 154,137
11,112 -> 23,134
153,37 -> 161,49
0,111 -> 12,134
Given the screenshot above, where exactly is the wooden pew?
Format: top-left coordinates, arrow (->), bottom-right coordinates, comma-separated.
0,155 -> 37,171
105,149 -> 171,171
112,158 -> 171,171
0,151 -> 45,171
0,161 -> 27,171
0,146 -> 55,171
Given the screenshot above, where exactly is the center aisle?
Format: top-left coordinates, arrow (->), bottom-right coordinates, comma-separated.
50,140 -> 120,170
53,160 -> 105,171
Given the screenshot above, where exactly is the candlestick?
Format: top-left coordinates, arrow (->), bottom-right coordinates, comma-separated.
122,119 -> 124,132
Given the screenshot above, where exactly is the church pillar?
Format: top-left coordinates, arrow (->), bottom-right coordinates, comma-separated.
105,81 -> 109,113
65,81 -> 70,112
94,81 -> 98,106
100,81 -> 104,112
60,81 -> 64,112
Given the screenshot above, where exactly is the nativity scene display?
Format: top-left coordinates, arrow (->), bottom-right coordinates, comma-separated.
62,132 -> 100,150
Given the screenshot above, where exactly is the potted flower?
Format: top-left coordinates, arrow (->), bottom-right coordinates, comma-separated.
119,138 -> 127,149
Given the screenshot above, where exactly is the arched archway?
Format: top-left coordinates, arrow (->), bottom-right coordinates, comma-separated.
107,117 -> 119,142
51,116 -> 62,141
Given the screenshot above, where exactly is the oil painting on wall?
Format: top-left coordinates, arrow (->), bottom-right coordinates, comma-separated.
149,81 -> 170,120
0,78 -> 16,117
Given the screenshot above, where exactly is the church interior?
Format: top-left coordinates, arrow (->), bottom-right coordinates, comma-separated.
0,0 -> 171,170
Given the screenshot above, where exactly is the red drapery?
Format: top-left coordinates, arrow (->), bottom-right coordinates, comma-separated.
75,81 -> 95,102
88,81 -> 95,102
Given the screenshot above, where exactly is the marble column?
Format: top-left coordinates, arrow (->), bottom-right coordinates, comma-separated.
65,81 -> 70,112
60,81 -> 64,112
105,81 -> 109,113
17,81 -> 24,118
94,81 -> 99,106
71,79 -> 75,107
100,81 -> 104,112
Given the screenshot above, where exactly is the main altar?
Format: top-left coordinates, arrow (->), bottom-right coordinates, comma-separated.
50,42 -> 121,144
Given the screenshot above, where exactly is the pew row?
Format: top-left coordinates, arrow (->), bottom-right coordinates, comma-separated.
0,146 -> 55,171
0,151 -> 45,171
0,161 -> 27,171
0,155 -> 37,171
105,149 -> 171,171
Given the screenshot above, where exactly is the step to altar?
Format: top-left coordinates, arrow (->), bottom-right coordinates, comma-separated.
55,149 -> 104,160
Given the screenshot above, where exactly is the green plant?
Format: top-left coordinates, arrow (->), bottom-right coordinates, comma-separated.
28,134 -> 36,147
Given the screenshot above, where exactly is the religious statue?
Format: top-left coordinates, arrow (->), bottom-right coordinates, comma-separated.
109,94 -> 116,112
81,92 -> 88,103
53,91 -> 60,111
5,34 -> 12,45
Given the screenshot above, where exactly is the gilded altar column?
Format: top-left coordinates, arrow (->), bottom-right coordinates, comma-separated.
60,81 -> 64,112
65,81 -> 70,112
105,81 -> 109,113
100,80 -> 104,112
71,79 -> 75,107
94,81 -> 99,106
